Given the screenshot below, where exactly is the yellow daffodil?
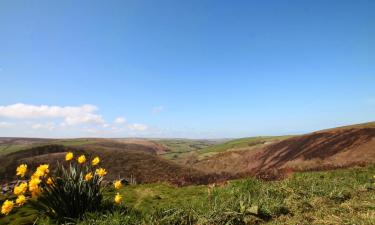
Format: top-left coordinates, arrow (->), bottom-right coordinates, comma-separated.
31,171 -> 42,180
13,182 -> 28,196
36,164 -> 49,177
65,152 -> 74,161
77,155 -> 86,164
92,156 -> 100,166
1,200 -> 14,215
15,195 -> 26,206
16,164 -> 27,177
95,168 -> 107,177
29,178 -> 41,193
31,189 -> 40,198
114,193 -> 122,204
85,172 -> 93,181
114,180 -> 122,189
46,177 -> 53,185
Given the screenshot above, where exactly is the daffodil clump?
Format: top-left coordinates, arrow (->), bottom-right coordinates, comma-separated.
1,152 -> 124,222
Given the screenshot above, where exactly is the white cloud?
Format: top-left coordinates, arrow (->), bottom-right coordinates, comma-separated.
31,122 -> 55,131
0,103 -> 104,126
127,123 -> 148,131
114,117 -> 126,124
152,106 -> 164,114
0,103 -> 152,137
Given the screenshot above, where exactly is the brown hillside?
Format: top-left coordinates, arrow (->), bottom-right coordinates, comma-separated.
0,142 -> 207,185
111,139 -> 168,154
195,123 -> 375,175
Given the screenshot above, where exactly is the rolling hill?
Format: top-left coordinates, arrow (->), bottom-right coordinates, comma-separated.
0,121 -> 374,186
194,122 -> 375,177
0,141 -> 211,186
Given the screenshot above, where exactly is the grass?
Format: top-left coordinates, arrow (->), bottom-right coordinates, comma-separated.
197,136 -> 293,159
0,145 -> 30,155
2,165 -> 373,224
156,139 -> 219,162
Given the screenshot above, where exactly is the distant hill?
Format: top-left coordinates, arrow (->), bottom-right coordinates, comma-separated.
194,122 -> 375,176
196,136 -> 293,159
0,121 -> 374,184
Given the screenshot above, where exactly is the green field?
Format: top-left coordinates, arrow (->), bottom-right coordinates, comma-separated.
156,139 -> 221,161
2,166 -> 374,225
196,136 -> 293,159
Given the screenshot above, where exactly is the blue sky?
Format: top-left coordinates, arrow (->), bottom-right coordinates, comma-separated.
0,0 -> 374,138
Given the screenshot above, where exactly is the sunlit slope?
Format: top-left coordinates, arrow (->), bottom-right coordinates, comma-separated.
195,122 -> 375,174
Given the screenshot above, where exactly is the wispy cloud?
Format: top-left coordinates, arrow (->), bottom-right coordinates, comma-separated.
114,117 -> 126,124
152,105 -> 164,114
0,103 -> 150,137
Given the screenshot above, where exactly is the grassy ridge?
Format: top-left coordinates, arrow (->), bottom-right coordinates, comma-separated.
0,139 -> 100,155
4,165 -> 373,224
197,136 -> 293,159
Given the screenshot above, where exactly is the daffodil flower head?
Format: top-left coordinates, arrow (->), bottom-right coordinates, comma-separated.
114,192 -> 122,204
114,180 -> 122,189
92,156 -> 100,166
15,195 -> 27,206
36,164 -> 49,177
16,164 -> 27,177
78,155 -> 86,164
14,182 -> 28,196
95,168 -> 107,177
29,177 -> 41,193
85,172 -> 93,181
65,152 -> 74,161
1,200 -> 14,215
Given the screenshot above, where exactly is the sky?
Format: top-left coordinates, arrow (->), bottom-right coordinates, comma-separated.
0,0 -> 374,138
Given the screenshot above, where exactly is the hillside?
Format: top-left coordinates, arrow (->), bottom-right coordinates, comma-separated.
0,141 -> 209,186
3,166 -> 374,225
194,122 -> 375,176
196,136 -> 293,159
156,139 -> 223,163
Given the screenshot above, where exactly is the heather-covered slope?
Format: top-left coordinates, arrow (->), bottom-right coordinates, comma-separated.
195,122 -> 375,175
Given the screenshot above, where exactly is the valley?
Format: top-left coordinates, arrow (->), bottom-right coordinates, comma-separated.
0,121 -> 374,224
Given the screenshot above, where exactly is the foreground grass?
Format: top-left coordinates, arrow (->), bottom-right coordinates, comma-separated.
2,166 -> 374,224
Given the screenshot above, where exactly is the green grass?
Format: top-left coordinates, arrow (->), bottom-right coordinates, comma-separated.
156,139 -> 219,161
197,136 -> 293,159
3,165 -> 373,224
0,145 -> 31,155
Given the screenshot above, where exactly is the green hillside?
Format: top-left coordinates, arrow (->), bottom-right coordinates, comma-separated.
3,165 -> 374,225
197,136 -> 293,159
